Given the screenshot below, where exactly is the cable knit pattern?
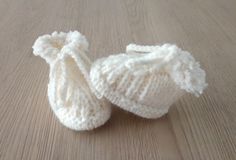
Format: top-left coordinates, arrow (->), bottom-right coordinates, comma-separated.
32,31 -> 111,130
90,44 -> 207,118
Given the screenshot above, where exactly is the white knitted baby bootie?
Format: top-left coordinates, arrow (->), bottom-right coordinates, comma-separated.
90,44 -> 207,118
32,31 -> 111,130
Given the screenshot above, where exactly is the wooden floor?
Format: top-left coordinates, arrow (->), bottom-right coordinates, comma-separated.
0,0 -> 236,159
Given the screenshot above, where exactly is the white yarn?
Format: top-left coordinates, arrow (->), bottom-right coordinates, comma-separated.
32,31 -> 111,130
126,44 -> 208,96
90,43 -> 207,118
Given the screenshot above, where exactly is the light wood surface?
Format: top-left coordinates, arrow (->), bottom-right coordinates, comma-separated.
0,0 -> 235,159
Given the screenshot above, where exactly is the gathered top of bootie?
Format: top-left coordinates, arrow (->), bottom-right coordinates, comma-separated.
33,31 -> 92,90
32,31 -> 89,64
125,44 -> 208,96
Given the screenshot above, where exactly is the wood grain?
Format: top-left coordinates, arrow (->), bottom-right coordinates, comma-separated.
0,0 -> 235,159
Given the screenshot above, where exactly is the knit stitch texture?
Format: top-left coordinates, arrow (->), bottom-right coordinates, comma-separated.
90,44 -> 207,118
32,31 -> 111,130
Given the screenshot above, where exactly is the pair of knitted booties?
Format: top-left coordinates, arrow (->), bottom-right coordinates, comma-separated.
32,31 -> 207,131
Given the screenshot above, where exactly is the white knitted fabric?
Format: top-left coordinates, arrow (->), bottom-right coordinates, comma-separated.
32,31 -> 111,130
90,44 -> 207,118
